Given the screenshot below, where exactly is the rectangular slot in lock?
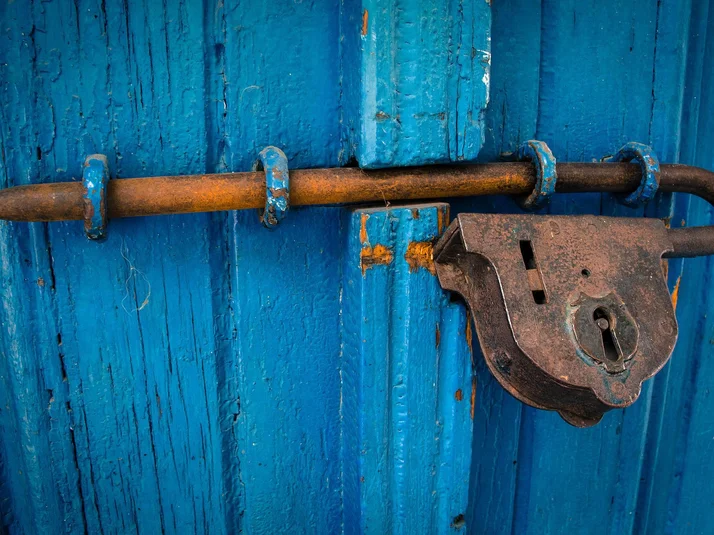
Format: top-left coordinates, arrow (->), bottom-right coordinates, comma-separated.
519,240 -> 547,304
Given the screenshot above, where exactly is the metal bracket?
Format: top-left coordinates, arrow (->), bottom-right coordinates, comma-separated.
82,154 -> 110,241
434,213 -> 679,427
254,146 -> 290,228
604,142 -> 661,207
517,140 -> 557,210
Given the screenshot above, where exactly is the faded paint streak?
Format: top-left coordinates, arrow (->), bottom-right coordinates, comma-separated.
360,244 -> 394,275
405,241 -> 436,275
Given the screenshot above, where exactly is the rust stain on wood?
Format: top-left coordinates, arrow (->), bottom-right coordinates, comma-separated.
470,376 -> 477,420
360,212 -> 369,244
671,275 -> 682,310
435,324 -> 440,348
455,389 -> 463,401
405,241 -> 435,275
361,244 -> 393,275
437,205 -> 449,235
465,313 -> 473,352
361,9 -> 369,36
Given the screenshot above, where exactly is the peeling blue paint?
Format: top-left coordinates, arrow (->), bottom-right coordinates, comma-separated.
516,139 -> 557,210
82,154 -> 110,240
254,146 -> 290,228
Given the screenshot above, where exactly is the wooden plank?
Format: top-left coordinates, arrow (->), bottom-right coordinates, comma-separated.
635,2 -> 714,532
341,0 -> 491,167
509,2 -> 660,533
464,1 -> 697,534
0,0 -> 345,533
341,204 -> 473,534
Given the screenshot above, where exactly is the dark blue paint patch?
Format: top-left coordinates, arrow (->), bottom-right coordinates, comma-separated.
465,2 -> 714,535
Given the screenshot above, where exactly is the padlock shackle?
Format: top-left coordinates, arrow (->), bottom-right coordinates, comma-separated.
666,227 -> 714,259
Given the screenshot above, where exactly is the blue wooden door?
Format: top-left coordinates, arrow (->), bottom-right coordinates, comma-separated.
0,1 -> 713,534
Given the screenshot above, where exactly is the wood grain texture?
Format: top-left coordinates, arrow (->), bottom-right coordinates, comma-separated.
1,0 -> 714,534
0,0 -> 343,533
465,2 -> 714,534
341,204 -> 472,534
342,0 -> 491,167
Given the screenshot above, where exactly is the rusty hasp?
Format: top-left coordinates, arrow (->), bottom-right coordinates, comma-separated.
433,213 -> 686,427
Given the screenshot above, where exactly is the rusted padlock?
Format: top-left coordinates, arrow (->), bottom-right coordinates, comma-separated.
434,213 -> 710,427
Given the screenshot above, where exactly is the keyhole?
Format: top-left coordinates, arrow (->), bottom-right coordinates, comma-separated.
594,308 -> 620,362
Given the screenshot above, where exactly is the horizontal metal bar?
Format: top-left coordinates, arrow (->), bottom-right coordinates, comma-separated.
1,162 -> 713,222
1,161 -> 714,258
665,227 -> 714,258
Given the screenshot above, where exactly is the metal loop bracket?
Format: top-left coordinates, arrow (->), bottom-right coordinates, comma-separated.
254,146 -> 290,228
82,154 -> 110,241
517,140 -> 557,210
605,142 -> 661,207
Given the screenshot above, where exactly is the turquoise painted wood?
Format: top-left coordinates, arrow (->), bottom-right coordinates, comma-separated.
0,1 -> 713,534
341,0 -> 491,167
342,204 -> 473,534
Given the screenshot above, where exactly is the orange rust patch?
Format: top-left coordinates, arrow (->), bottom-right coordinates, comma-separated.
37,277 -> 45,287
470,377 -> 477,420
405,241 -> 435,275
268,188 -> 288,199
437,205 -> 450,235
361,9 -> 369,36
435,324 -> 440,348
411,208 -> 420,219
360,212 -> 369,244
671,275 -> 682,310
465,312 -> 473,352
454,389 -> 463,401
361,244 -> 393,275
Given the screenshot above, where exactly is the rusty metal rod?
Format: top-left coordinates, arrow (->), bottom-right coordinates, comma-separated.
0,162 -> 713,223
666,227 -> 714,258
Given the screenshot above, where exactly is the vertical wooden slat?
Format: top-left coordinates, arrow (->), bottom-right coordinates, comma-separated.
341,204 -> 473,534
341,0 -> 491,167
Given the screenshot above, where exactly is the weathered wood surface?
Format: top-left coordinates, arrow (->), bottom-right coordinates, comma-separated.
0,1 -> 713,534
